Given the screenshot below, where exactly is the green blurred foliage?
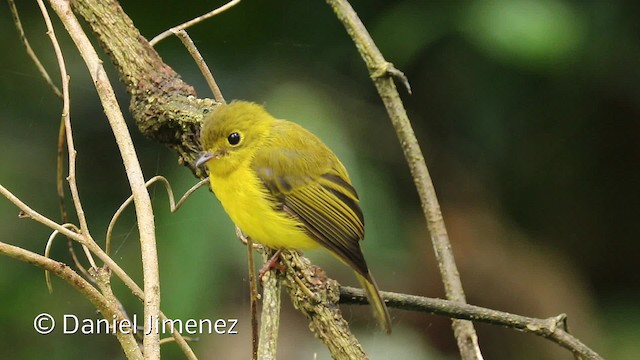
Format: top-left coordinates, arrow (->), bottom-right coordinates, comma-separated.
1,0 -> 639,359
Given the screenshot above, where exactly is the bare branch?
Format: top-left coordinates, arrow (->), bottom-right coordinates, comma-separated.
174,30 -> 225,103
340,287 -> 604,360
36,0 -> 99,281
37,0 -> 88,235
0,180 -> 197,359
71,0 -> 209,176
325,0 -> 482,358
7,0 -> 62,99
241,231 -> 259,360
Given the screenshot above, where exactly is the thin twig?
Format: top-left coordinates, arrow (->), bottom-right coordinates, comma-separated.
159,336 -> 199,346
325,1 -> 482,358
48,1 -> 161,357
44,223 -> 81,293
56,117 -> 67,221
340,287 -> 604,360
57,114 -> 91,279
174,30 -> 225,103
19,0 -> 79,276
37,0 -> 98,272
149,0 -> 241,46
7,0 -> 62,99
239,229 -> 259,360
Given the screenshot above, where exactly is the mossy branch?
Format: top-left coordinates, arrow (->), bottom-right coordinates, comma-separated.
71,0 -> 215,176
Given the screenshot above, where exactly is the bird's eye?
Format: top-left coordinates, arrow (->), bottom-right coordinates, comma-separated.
227,132 -> 241,145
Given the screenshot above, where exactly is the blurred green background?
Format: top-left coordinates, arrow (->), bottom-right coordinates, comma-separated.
1,0 -> 638,359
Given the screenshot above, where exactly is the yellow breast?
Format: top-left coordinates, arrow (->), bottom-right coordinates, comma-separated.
208,162 -> 319,250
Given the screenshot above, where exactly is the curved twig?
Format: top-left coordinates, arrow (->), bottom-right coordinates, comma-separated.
37,0 -> 99,280
106,176 -> 209,254
44,223 -> 81,293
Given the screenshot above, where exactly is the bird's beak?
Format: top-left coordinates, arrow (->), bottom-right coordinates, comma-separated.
195,151 -> 215,168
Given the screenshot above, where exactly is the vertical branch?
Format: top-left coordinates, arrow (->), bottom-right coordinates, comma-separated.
325,0 -> 483,358
246,237 -> 259,360
257,251 -> 281,360
48,1 -> 161,358
36,0 -> 98,271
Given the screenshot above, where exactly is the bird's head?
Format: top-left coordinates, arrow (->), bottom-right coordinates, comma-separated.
196,101 -> 274,176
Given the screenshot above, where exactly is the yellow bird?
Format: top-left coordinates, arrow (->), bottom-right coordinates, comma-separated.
196,101 -> 391,333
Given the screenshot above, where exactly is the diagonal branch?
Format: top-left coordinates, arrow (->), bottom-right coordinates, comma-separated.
325,0 -> 483,358
7,0 -> 62,98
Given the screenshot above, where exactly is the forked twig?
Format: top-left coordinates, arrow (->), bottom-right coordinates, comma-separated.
106,176 -> 209,255
149,0 -> 241,46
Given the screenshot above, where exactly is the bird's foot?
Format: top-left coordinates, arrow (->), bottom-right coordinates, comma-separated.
258,249 -> 285,280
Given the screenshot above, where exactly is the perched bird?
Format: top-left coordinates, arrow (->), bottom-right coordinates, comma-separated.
196,100 -> 391,333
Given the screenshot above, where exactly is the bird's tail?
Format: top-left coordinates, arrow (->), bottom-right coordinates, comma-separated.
355,271 -> 392,334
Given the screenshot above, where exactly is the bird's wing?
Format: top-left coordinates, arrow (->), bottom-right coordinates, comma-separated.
252,121 -> 368,276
